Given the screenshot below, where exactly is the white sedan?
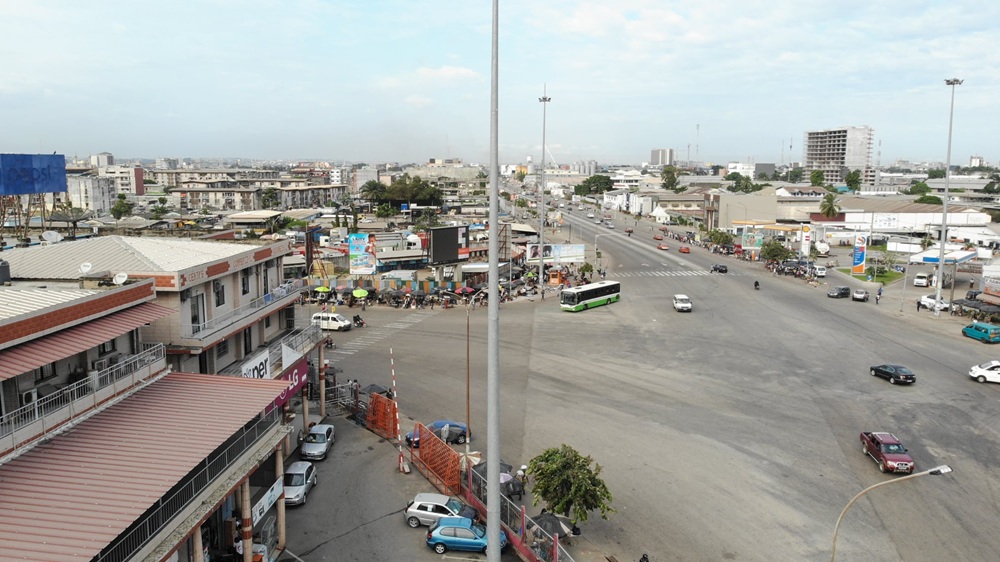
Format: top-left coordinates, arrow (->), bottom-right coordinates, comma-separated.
969,360 -> 1000,383
586,213 -> 595,218
919,294 -> 949,311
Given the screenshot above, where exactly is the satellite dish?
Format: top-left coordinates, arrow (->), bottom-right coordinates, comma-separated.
79,262 -> 92,274
112,272 -> 129,286
41,230 -> 63,243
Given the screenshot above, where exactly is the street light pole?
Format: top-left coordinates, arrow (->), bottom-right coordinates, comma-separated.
830,465 -> 952,561
934,78 -> 962,317
538,87 -> 551,298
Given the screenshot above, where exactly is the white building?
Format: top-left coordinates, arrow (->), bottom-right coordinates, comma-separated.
65,173 -> 116,214
803,126 -> 875,185
89,151 -> 114,168
650,149 -> 674,167
98,165 -> 144,196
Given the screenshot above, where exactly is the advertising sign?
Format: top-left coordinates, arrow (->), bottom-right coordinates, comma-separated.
525,244 -> 586,264
253,477 -> 283,526
241,350 -> 271,380
799,225 -> 812,257
428,225 -> 469,264
741,233 -> 763,249
349,232 -> 377,275
0,154 -> 67,195
852,234 -> 868,275
270,356 -> 309,412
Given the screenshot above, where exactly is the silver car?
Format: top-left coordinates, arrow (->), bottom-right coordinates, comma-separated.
283,461 -> 317,506
300,424 -> 335,461
405,492 -> 478,528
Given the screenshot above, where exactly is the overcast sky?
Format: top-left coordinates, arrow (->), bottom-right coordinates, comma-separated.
2,1 -> 997,167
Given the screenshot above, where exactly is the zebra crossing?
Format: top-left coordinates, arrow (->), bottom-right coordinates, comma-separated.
608,269 -> 747,278
325,310 -> 437,360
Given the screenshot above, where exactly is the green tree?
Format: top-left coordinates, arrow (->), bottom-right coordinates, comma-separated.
361,180 -> 387,208
661,166 -> 685,193
907,181 -> 931,195
787,169 -> 804,183
577,175 -> 614,196
844,170 -> 862,191
760,239 -> 796,261
515,198 -> 529,208
809,170 -> 825,186
819,193 -> 841,219
375,203 -> 395,219
411,208 -> 441,232
707,229 -> 735,245
915,195 -> 943,205
528,444 -> 614,523
515,170 -> 527,182
927,169 -> 946,179
261,187 -> 279,209
110,194 -> 133,221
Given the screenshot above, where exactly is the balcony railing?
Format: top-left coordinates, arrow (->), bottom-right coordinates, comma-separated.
219,324 -> 325,378
183,279 -> 307,338
0,344 -> 167,456
95,408 -> 284,562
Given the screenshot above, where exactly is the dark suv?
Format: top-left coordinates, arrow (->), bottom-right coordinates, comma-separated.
711,264 -> 728,273
827,286 -> 851,298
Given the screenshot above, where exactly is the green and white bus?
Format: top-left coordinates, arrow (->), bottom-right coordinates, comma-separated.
559,280 -> 621,312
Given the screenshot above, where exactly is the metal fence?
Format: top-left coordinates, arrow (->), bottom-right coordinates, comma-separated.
183,279 -> 306,337
94,408 -> 283,562
466,468 -> 574,562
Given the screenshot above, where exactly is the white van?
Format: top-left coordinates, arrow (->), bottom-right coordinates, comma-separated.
311,312 -> 352,331
814,266 -> 827,278
914,273 -> 930,287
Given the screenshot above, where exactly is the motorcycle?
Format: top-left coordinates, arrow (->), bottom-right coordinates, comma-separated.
754,281 -> 760,290
324,337 -> 336,350
352,315 -> 367,328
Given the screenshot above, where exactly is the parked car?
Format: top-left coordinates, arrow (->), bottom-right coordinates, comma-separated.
711,264 -> 728,273
827,286 -> 851,299
870,364 -> 916,385
962,322 -> 1000,343
311,312 -> 352,331
852,289 -> 870,302
679,246 -> 691,254
814,265 -> 827,277
426,517 -> 507,554
672,294 -> 692,312
405,493 -> 478,528
969,360 -> 1000,383
405,420 -> 469,448
300,423 -> 335,461
919,294 -> 949,311
283,461 -> 317,506
914,272 -> 930,287
586,213 -> 595,218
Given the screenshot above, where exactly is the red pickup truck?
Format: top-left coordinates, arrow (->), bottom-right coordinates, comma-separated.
860,432 -> 915,474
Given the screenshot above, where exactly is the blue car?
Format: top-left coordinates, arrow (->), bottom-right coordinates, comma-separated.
426,517 -> 506,554
405,419 -> 468,448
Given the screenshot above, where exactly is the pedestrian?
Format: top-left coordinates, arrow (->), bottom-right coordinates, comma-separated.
917,299 -> 922,312
875,293 -> 880,305
971,278 -> 976,289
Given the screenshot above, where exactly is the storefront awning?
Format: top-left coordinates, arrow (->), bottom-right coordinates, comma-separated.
0,302 -> 175,381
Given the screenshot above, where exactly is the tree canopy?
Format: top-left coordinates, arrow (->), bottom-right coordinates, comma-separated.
386,174 -> 442,208
844,170 -> 862,191
760,239 -> 796,261
576,175 -> 614,196
915,195 -> 943,205
809,170 -> 825,186
927,169 -> 946,179
819,193 -> 841,218
661,166 -> 685,193
528,444 -> 614,524
907,181 -> 931,195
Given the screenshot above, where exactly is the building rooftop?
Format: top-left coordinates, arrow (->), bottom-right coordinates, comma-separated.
0,287 -> 100,322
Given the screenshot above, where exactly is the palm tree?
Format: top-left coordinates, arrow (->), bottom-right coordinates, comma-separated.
819,193 -> 841,219
360,180 -> 386,210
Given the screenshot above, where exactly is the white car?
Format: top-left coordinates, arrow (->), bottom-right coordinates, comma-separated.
586,213 -> 595,218
605,223 -> 615,229
969,360 -> 1000,383
919,294 -> 949,311
914,273 -> 930,287
814,266 -> 827,278
311,312 -> 353,331
672,294 -> 692,312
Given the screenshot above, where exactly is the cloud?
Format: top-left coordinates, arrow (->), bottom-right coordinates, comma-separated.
404,96 -> 433,108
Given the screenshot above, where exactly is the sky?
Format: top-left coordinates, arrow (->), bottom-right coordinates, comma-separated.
2,1 -> 998,168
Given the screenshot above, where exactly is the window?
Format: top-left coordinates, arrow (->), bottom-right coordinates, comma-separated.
217,339 -> 229,356
214,280 -> 226,307
33,364 -> 54,383
241,269 -> 251,295
99,340 -> 117,355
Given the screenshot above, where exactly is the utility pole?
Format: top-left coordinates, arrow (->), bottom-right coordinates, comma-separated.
538,86 -> 551,298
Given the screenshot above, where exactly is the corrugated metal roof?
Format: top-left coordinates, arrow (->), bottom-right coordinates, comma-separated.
0,287 -> 101,322
0,302 -> 175,380
0,236 -> 275,281
0,372 -> 289,561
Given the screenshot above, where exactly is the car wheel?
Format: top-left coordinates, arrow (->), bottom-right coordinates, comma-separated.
870,369 -> 877,377
889,377 -> 896,385
862,443 -> 869,454
407,516 -> 421,528
434,543 -> 447,554
583,303 -> 588,310
456,434 -> 467,444
878,461 -> 887,473
978,375 -> 987,383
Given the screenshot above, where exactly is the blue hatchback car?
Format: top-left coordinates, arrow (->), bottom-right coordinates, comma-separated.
426,517 -> 506,554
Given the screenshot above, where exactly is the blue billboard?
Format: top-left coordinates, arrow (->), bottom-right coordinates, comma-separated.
0,154 -> 67,195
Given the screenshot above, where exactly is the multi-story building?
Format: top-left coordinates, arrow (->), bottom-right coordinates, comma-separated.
803,126 -> 875,185
99,164 -> 145,196
155,157 -> 180,170
65,172 -> 116,214
90,151 -> 114,168
650,148 -> 674,167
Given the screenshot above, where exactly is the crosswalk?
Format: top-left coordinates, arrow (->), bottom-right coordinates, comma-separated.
608,269 -> 747,278
325,310 -> 437,360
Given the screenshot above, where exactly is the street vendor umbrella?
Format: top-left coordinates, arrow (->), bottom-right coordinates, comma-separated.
389,289 -> 406,297
456,286 -> 475,295
314,286 -> 331,293
411,290 -> 427,297
362,284 -> 376,291
352,288 -> 369,298
472,459 -> 513,479
531,512 -> 574,539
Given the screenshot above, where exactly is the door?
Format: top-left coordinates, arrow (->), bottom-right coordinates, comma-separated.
190,293 -> 205,334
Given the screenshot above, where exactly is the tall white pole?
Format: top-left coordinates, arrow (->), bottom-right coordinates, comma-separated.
486,0 -> 502,559
538,87 -> 551,298
934,78 -> 962,317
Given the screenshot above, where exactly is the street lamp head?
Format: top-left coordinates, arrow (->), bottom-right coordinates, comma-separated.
928,465 -> 953,475
539,96 -> 551,103
944,78 -> 963,86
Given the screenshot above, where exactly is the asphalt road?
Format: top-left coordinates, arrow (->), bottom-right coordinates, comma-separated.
284,208 -> 1000,562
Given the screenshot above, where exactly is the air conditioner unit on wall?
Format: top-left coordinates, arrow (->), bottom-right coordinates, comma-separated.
20,389 -> 37,407
92,358 -> 110,371
180,289 -> 191,302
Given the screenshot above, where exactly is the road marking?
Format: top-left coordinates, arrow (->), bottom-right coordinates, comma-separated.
608,269 -> 746,278
326,312 -> 437,364
282,551 -> 307,562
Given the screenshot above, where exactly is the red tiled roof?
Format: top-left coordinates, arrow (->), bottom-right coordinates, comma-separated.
0,372 -> 289,561
0,302 -> 175,381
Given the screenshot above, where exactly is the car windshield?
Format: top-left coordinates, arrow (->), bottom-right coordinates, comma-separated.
882,444 -> 904,454
895,367 -> 913,375
446,498 -> 463,514
472,524 -> 486,539
307,433 -> 327,443
284,473 -> 305,487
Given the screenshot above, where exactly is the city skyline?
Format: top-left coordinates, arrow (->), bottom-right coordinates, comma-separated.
2,1 -> 998,167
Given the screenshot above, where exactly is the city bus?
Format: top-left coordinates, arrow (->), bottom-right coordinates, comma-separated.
559,280 -> 621,312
